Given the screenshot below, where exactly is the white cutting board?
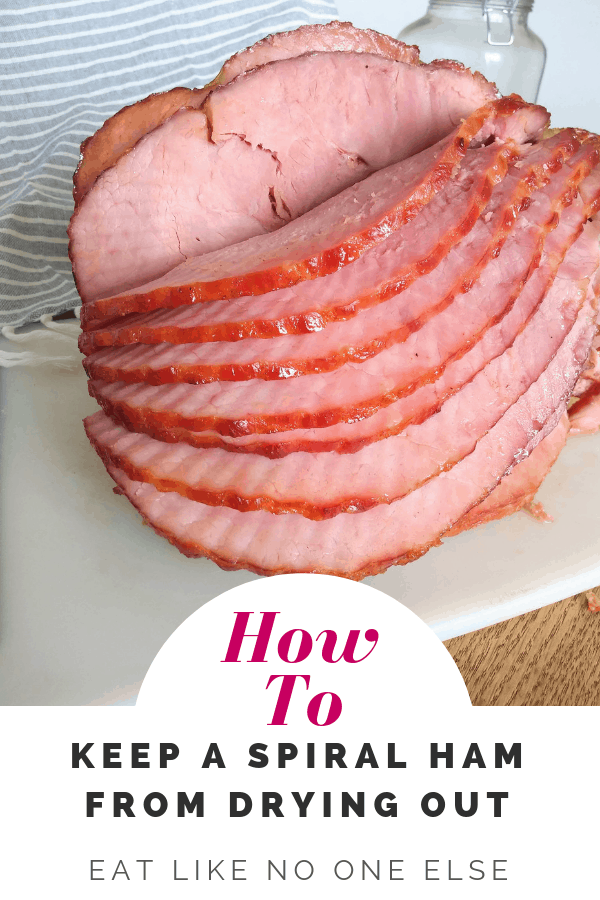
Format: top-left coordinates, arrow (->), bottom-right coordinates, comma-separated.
1,353 -> 599,706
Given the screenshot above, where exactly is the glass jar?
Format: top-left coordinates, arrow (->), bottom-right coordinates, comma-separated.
399,0 -> 546,103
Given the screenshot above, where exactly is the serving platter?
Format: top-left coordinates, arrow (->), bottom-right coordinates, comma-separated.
1,349 -> 599,705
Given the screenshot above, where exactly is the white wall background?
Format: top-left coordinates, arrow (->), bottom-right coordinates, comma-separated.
336,0 -> 600,134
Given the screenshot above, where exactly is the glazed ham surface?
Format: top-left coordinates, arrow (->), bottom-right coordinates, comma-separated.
74,24 -> 600,578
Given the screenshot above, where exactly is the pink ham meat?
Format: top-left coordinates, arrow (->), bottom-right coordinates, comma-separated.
83,218 -> 600,520
72,88 -> 206,208
569,286 -> 600,433
103,277 -> 598,578
95,158 -> 600,458
82,132 -> 591,385
569,384 -> 600,434
571,327 -> 600,397
78,96 -> 547,324
79,134 -> 520,355
73,23 -> 420,207
71,52 -> 499,306
80,129 -> 579,356
447,412 -> 571,535
72,51 -> 502,308
80,138 -> 514,376
86,147 -> 600,442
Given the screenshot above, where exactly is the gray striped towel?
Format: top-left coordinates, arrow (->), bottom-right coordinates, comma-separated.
0,0 -> 338,327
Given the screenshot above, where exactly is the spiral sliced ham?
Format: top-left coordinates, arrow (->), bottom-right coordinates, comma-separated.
79,136 -> 516,356
73,25 -> 600,579
79,129 -> 579,356
81,138 -> 515,377
80,129 -> 569,366
89,155 -> 600,458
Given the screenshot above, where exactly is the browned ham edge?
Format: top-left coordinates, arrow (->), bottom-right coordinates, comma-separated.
213,22 -> 421,84
72,87 -> 206,206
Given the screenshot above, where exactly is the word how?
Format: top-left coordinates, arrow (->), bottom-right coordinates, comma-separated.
221,611 -> 379,726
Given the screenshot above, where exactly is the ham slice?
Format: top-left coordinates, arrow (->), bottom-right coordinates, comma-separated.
447,413 -> 571,534
82,132 -> 592,386
103,276 -> 598,578
83,218 -> 599,520
73,23 -> 420,207
79,96 -> 547,324
72,87 -> 206,208
86,153 -> 600,442
72,24 -> 600,578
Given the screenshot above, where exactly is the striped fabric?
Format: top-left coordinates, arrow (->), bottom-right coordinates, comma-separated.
0,0 -> 338,326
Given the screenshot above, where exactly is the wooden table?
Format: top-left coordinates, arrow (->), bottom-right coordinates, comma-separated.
444,586 -> 600,705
